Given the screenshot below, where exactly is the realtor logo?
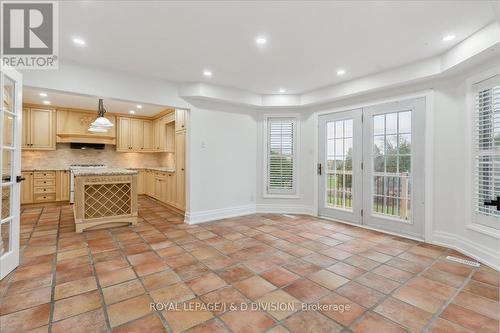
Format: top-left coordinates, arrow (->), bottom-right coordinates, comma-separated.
1,1 -> 58,69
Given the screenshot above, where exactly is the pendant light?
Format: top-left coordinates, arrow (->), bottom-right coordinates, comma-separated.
88,99 -> 113,132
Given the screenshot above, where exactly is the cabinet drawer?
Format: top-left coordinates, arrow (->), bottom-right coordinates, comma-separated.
34,171 -> 56,179
34,193 -> 56,202
34,179 -> 56,186
154,172 -> 167,179
34,186 -> 56,194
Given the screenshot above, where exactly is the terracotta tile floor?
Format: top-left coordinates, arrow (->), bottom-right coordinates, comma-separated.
0,197 -> 499,333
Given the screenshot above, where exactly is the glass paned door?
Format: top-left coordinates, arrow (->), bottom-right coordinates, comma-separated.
363,98 -> 425,238
318,109 -> 362,224
0,67 -> 22,280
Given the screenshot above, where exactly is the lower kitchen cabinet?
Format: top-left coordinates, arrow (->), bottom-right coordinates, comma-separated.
145,170 -> 155,197
146,171 -> 178,207
56,170 -> 70,201
20,172 -> 34,204
137,170 -> 145,195
21,170 -> 70,204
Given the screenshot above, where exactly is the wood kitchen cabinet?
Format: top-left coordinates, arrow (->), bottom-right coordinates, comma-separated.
20,172 -> 34,204
154,173 -> 166,202
143,120 -> 153,150
145,170 -> 155,197
22,108 -> 56,150
21,170 -> 70,204
56,170 -> 70,201
117,117 -> 131,151
166,172 -> 176,204
137,170 -> 145,195
175,109 -> 187,132
153,113 -> 175,152
117,117 -> 156,152
175,130 -> 186,210
152,171 -> 176,205
33,171 -> 56,202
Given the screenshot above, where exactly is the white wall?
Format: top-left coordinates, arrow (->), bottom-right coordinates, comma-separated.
185,101 -> 258,223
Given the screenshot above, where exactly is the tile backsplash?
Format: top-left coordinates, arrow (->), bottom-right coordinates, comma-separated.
22,144 -> 175,169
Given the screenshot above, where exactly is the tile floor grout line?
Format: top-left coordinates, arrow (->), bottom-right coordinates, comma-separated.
137,207 -> 248,333
85,229 -> 114,333
115,208 -> 175,333
1,207 -> 48,331
420,261 -> 479,333
140,206 -> 243,333
340,246 -> 454,333
47,206 -> 62,333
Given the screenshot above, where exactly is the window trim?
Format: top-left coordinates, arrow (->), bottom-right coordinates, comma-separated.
469,72 -> 500,231
263,114 -> 300,198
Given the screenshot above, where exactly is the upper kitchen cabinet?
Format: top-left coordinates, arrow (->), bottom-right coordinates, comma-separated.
175,109 -> 187,132
118,113 -> 174,152
117,117 -> 155,152
153,112 -> 175,152
117,117 -> 131,151
22,107 -> 56,150
56,109 -> 116,145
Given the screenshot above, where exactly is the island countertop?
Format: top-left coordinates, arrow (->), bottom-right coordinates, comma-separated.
72,168 -> 138,177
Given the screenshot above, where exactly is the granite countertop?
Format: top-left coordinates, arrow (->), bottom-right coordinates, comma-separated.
128,167 -> 175,172
22,168 -> 70,171
72,168 -> 138,177
22,167 -> 174,173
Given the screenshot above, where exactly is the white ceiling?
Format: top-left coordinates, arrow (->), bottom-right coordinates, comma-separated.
58,1 -> 497,95
23,87 -> 167,116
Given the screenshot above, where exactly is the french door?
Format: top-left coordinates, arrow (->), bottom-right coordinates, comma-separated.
318,109 -> 363,224
318,98 -> 425,239
0,67 -> 22,279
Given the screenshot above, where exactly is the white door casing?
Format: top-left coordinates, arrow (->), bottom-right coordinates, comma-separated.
0,66 -> 22,280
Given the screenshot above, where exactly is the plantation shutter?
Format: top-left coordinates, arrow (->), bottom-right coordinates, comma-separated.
267,117 -> 296,194
474,75 -> 500,228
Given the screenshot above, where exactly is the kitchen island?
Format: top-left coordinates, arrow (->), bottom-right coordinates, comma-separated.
73,168 -> 138,233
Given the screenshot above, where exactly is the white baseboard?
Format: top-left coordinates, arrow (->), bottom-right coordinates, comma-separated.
184,203 -> 315,224
185,204 -> 256,224
256,204 -> 315,215
431,230 -> 500,271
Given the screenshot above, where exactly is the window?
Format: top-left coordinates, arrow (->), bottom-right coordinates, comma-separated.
265,116 -> 298,196
474,75 -> 500,229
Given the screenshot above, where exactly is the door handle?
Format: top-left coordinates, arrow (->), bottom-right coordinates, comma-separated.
16,176 -> 25,183
484,196 -> 500,211
317,163 -> 322,175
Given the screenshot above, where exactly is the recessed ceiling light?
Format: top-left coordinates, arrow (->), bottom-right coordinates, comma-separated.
203,70 -> 212,77
72,37 -> 86,46
255,36 -> 267,46
442,34 -> 456,42
42,100 -> 51,105
39,92 -> 47,97
279,89 -> 286,93
129,110 -> 135,114
136,104 -> 142,109
337,69 -> 346,76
